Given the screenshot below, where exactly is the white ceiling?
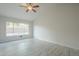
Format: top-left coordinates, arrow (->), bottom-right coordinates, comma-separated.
0,3 -> 78,21
0,3 -> 53,21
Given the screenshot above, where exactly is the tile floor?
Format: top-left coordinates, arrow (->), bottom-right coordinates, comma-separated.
0,39 -> 79,56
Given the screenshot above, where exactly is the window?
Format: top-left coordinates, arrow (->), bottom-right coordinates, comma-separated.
6,22 -> 29,36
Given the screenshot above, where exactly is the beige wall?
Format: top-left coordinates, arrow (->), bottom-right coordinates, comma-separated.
34,4 -> 79,49
0,15 -> 33,42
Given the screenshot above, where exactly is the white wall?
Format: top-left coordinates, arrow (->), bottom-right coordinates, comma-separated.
0,15 -> 33,42
34,4 -> 79,49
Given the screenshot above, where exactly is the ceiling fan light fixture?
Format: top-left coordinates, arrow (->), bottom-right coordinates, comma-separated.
27,5 -> 33,10
20,3 -> 39,12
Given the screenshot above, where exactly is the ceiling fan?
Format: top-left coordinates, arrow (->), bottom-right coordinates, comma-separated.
20,3 -> 39,12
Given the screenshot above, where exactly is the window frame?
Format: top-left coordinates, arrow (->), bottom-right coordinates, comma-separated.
6,21 -> 30,36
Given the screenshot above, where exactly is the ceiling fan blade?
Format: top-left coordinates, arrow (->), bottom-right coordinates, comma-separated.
26,9 -> 29,12
28,3 -> 33,6
20,5 -> 27,8
33,5 -> 39,8
30,3 -> 33,5
32,9 -> 36,12
29,3 -> 32,5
